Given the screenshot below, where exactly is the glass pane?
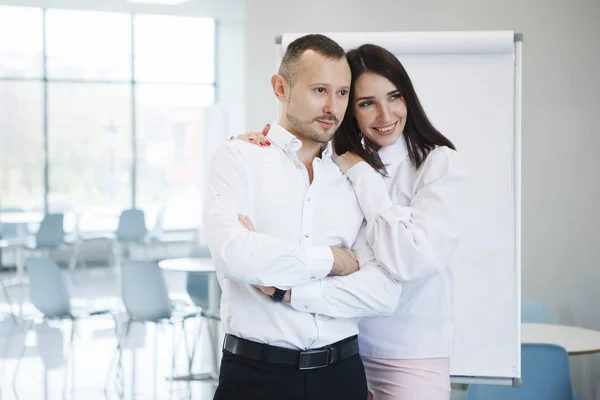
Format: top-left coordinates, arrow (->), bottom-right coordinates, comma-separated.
136,84 -> 214,231
0,81 -> 44,211
134,15 -> 215,84
47,83 -> 132,233
0,6 -> 43,78
45,9 -> 131,80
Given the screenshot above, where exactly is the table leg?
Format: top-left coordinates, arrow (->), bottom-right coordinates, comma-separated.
16,247 -> 25,316
207,274 -> 220,377
165,272 -> 220,383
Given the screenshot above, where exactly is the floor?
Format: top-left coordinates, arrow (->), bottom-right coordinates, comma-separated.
0,265 -> 218,400
0,262 -> 470,400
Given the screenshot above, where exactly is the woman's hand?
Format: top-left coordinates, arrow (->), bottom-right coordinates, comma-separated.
230,124 -> 272,147
332,151 -> 366,173
238,214 -> 256,232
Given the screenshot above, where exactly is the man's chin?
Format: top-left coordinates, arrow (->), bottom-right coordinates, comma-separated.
312,125 -> 337,141
311,133 -> 334,144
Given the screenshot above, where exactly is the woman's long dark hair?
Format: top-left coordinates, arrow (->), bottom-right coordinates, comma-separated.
334,44 -> 456,173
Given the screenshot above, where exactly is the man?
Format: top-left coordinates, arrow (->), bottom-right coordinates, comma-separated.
204,34 -> 402,400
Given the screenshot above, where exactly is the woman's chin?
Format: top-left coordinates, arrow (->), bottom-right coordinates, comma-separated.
372,133 -> 400,149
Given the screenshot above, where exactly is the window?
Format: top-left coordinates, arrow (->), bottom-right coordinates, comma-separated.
134,15 -> 215,83
0,6 -> 216,234
136,84 -> 214,230
47,83 -> 132,210
45,10 -> 132,81
134,14 -> 216,230
0,81 -> 44,210
0,6 -> 43,79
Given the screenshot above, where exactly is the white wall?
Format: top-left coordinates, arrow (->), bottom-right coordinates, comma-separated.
246,0 -> 600,398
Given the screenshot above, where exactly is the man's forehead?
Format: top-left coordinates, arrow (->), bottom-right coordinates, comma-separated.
295,52 -> 351,85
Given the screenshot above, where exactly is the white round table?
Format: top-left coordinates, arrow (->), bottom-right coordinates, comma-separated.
522,323 -> 600,355
158,257 -> 220,380
158,257 -> 216,273
0,211 -> 44,224
1,211 -> 44,243
158,257 -> 218,314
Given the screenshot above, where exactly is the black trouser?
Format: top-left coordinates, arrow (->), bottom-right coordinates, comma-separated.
213,349 -> 368,400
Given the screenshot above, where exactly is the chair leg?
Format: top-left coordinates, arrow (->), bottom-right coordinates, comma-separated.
0,279 -> 17,324
187,317 -> 205,374
12,319 -> 34,391
115,319 -> 132,396
170,320 -> 189,377
171,322 -> 179,375
104,336 -> 121,394
105,318 -> 131,396
62,319 -> 76,398
68,241 -> 82,278
153,324 -> 158,397
111,240 -> 122,272
181,320 -> 191,372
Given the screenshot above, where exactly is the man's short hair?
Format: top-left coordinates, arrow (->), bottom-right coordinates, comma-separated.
279,34 -> 346,86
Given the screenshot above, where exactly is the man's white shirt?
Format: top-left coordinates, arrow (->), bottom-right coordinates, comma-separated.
203,123 -> 402,350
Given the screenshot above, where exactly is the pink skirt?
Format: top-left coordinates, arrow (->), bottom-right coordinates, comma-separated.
362,356 -> 451,400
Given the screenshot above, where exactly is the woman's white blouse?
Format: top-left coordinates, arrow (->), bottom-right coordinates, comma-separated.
345,138 -> 467,359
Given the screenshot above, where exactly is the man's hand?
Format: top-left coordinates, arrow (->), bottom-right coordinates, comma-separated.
255,285 -> 291,302
329,247 -> 359,276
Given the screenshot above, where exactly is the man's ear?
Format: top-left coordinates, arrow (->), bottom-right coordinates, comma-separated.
271,74 -> 289,102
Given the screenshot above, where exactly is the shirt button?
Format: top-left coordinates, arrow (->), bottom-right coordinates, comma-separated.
307,197 -> 311,202
304,233 -> 310,238
311,276 -> 316,280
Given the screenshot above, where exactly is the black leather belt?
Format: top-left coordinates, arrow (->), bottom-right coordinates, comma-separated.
222,334 -> 359,370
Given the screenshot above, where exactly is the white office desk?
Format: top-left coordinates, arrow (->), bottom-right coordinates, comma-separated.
522,323 -> 600,355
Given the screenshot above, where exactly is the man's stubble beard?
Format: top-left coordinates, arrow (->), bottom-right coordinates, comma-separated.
285,95 -> 338,144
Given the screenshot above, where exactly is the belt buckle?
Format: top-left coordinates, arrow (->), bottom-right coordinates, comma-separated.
298,348 -> 331,370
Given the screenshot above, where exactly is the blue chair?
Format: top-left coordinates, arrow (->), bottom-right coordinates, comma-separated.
13,257 -> 112,395
112,209 -> 149,267
467,343 -> 573,400
31,213 -> 65,249
521,299 -> 549,323
23,213 -> 82,278
116,209 -> 147,243
186,273 -> 210,309
106,260 -> 202,393
21,213 -> 69,254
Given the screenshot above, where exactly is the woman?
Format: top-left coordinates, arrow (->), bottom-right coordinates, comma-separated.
238,44 -> 465,400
